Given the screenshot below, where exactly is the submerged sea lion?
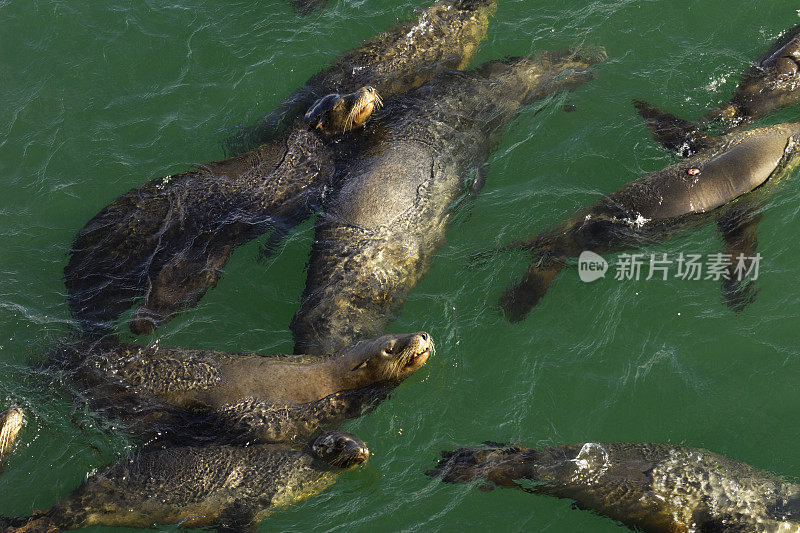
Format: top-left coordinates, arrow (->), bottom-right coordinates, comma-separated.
61,332 -> 432,445
0,407 -> 23,465
635,24 -> 800,157
290,0 -> 330,17
291,47 -> 607,355
428,440 -> 800,532
64,0 -> 496,336
497,120 -> 800,322
6,431 -> 368,532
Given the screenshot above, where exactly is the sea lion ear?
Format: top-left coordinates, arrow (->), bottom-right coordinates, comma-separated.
351,359 -> 368,371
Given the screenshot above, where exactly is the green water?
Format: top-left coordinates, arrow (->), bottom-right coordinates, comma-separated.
2,0 -> 800,531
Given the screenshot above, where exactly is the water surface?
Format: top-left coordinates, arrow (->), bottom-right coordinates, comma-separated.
1,1 -> 799,531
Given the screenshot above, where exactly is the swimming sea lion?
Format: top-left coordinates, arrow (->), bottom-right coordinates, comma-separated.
497,120 -> 800,322
61,332 -> 432,445
635,24 -> 800,157
291,47 -> 607,355
64,0 -> 497,336
64,88 -> 377,337
230,0 -> 498,153
428,440 -> 800,532
6,431 -> 368,532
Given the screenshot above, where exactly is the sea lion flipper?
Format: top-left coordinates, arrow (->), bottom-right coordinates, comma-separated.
755,24 -> 800,66
632,99 -> 708,157
717,206 -> 763,313
129,239 -> 237,335
499,257 -> 564,322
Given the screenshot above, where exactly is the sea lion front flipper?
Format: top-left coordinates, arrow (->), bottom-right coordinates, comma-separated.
129,238 -> 238,335
449,163 -> 490,227
716,206 -> 763,313
633,99 -> 708,157
499,257 -> 564,323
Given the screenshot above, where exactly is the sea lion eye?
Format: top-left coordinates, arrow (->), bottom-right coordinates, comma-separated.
382,341 -> 397,355
352,360 -> 368,371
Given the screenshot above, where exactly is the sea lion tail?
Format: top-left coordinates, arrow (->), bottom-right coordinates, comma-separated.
632,99 -> 707,157
499,257 -> 564,322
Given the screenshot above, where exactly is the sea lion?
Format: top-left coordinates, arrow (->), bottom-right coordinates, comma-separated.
290,47 -> 607,355
64,0 -> 497,336
0,407 -> 23,465
5,431 -> 368,532
229,0 -> 498,153
635,24 -> 800,157
428,440 -> 800,533
496,120 -> 800,322
61,332 -> 432,445
63,88 -> 377,337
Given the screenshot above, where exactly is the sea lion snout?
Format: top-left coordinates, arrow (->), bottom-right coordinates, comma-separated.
347,332 -> 433,382
385,331 -> 434,372
403,331 -> 434,369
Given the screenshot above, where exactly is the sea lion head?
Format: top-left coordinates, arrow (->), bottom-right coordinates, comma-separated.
305,86 -> 383,135
339,332 -> 434,386
311,431 -> 370,469
0,406 -> 23,458
722,26 -> 800,122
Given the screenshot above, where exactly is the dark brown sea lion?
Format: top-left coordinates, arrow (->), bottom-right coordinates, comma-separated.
5,431 -> 368,532
290,47 -> 607,355
60,332 -> 432,445
64,0 -> 497,336
496,120 -> 800,322
635,24 -> 800,157
428,440 -> 800,533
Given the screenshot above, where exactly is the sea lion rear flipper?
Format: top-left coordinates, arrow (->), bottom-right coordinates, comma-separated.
716,206 -> 763,313
632,99 -> 708,157
499,257 -> 564,322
